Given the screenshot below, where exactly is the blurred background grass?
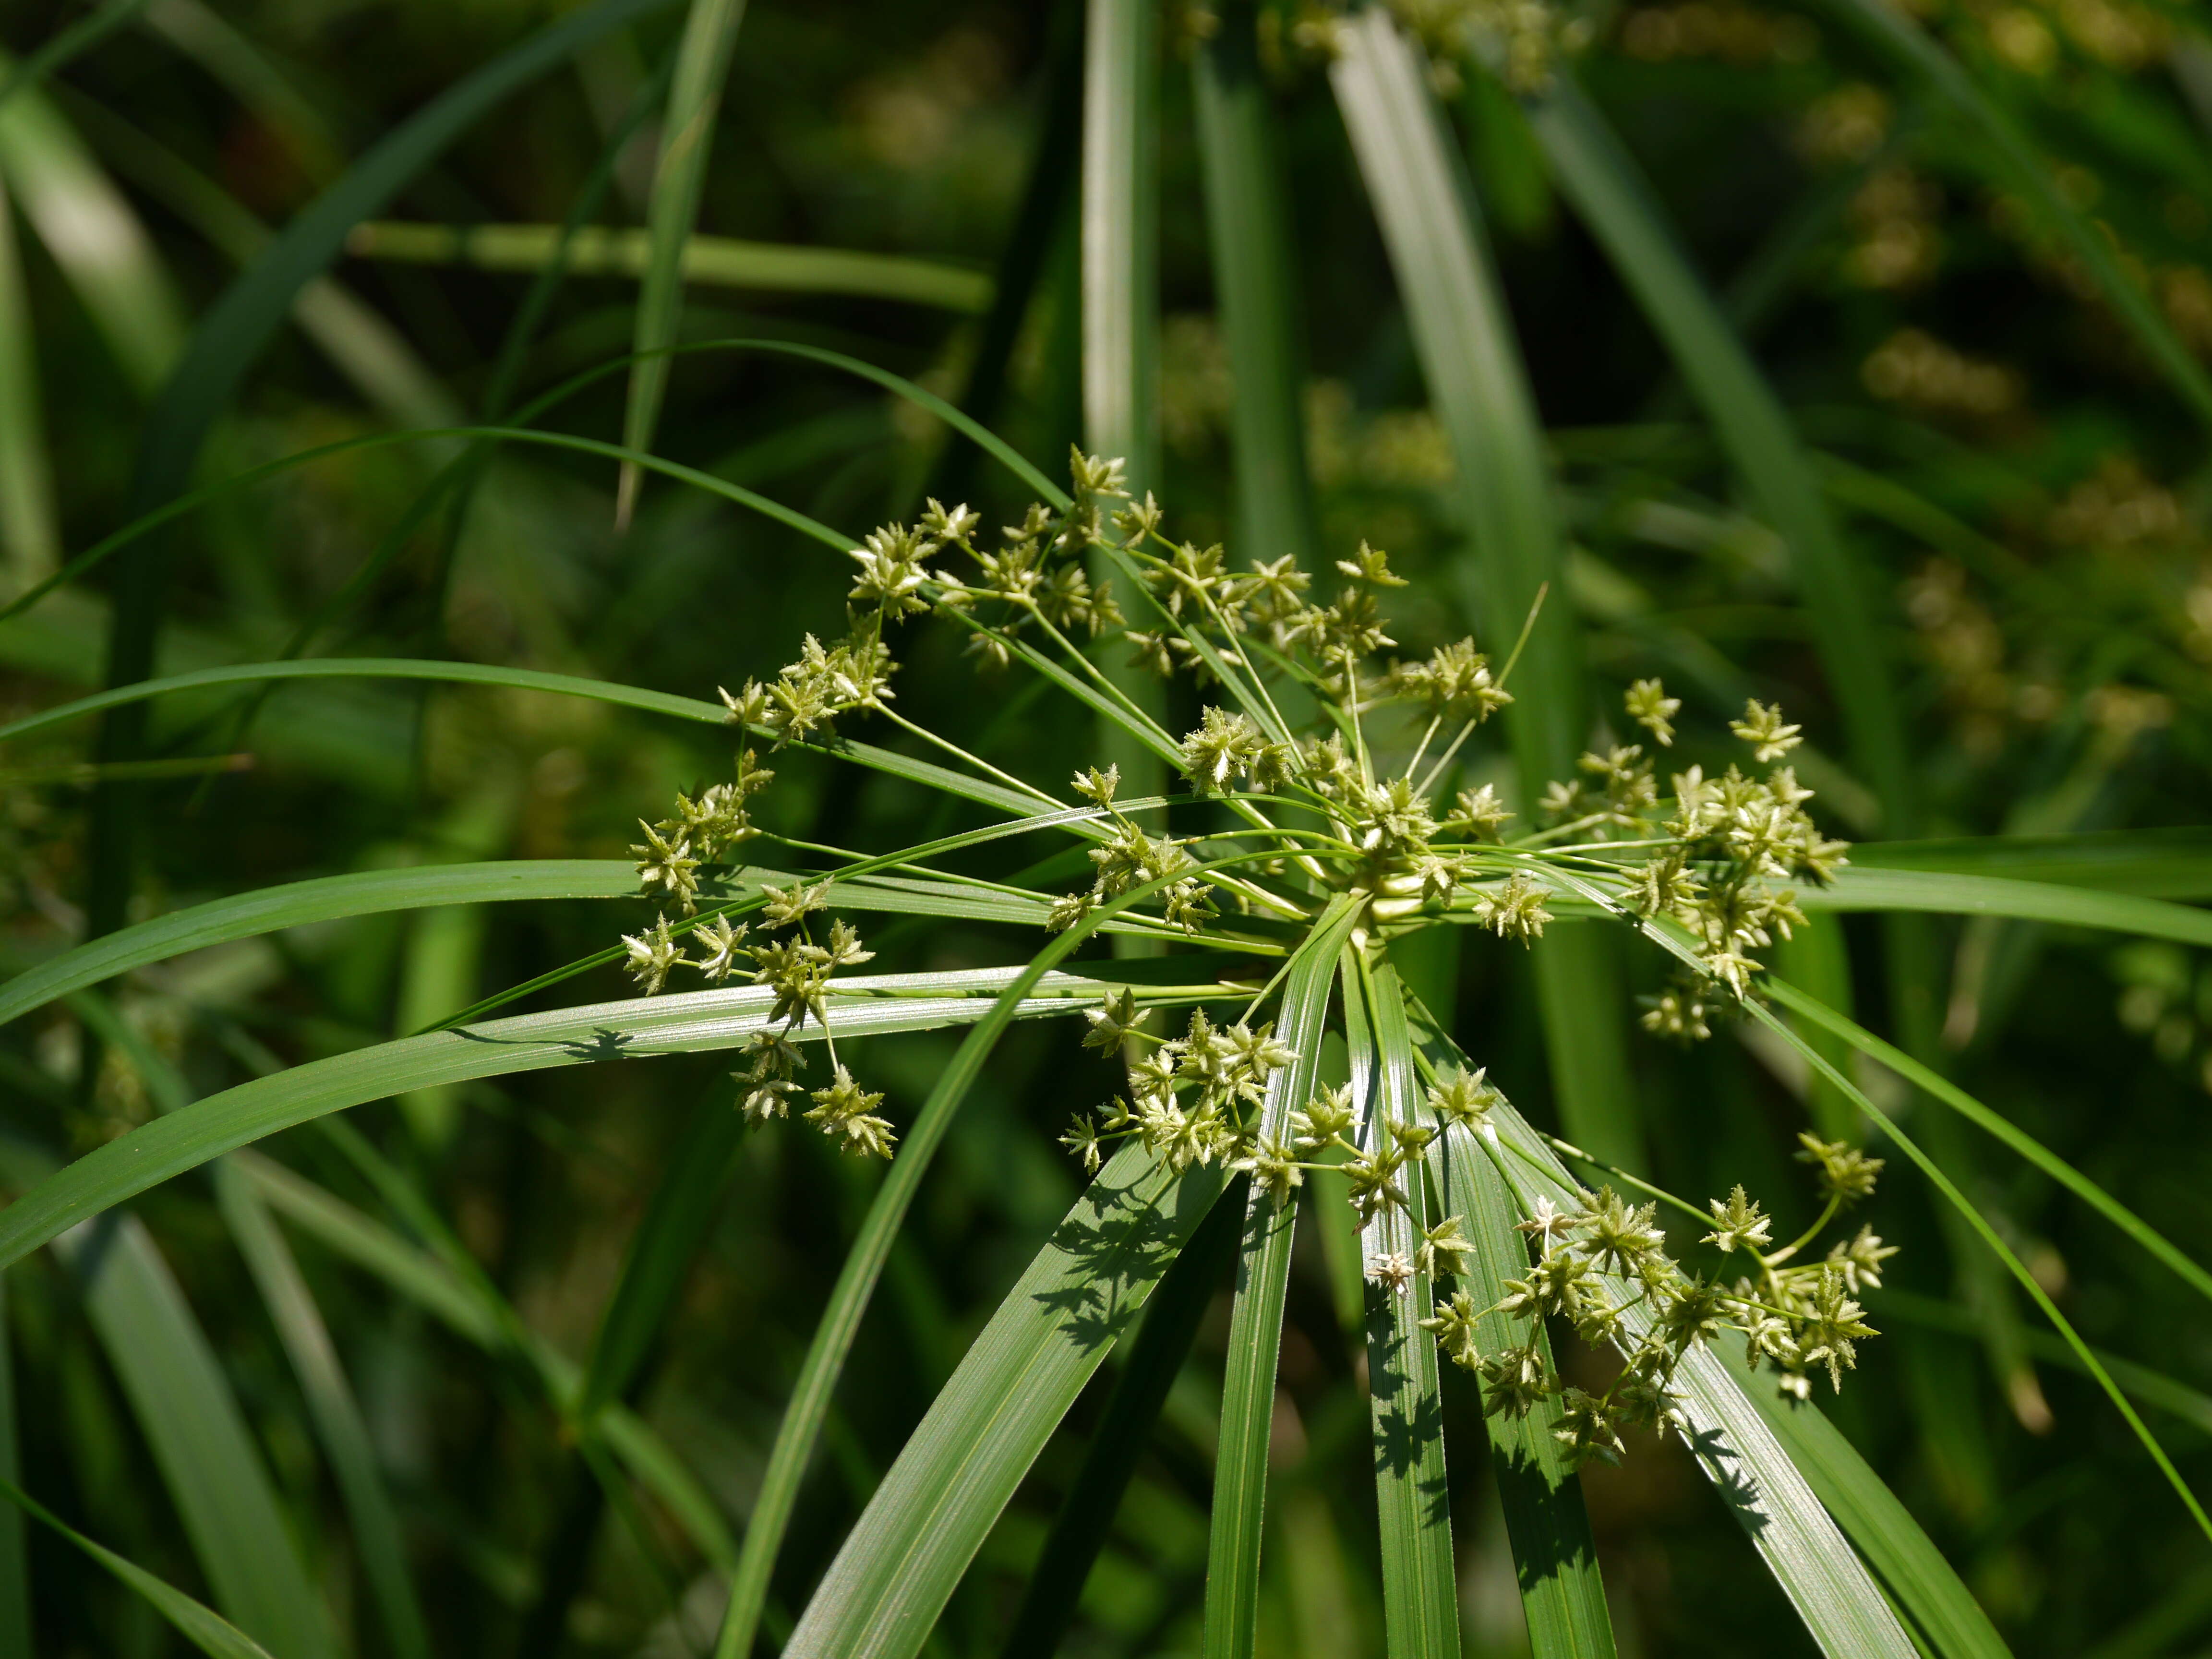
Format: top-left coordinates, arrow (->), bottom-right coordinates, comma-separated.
3,0 -> 2212,1652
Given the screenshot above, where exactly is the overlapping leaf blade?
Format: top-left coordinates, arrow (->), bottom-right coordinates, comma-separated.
0,964 -> 1223,1274
783,1144 -> 1227,1657
1398,999 -> 1921,1658
1201,895 -> 1361,1659
1346,962 -> 1458,1659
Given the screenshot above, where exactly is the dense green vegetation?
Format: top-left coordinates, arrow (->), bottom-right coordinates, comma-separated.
3,0 -> 2212,1654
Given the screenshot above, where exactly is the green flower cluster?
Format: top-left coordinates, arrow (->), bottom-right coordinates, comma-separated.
1422,1129 -> 1892,1468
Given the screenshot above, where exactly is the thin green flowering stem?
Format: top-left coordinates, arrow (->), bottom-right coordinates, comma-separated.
1410,714 -> 1480,800
1525,1134 -> 1715,1232
1744,998 -> 2212,1548
1011,595 -> 1182,750
1763,1196 -> 1844,1268
1124,529 -> 1297,747
1404,711 -> 1443,780
1510,813 -> 1619,850
1491,579 -> 1550,694
418,797 -> 1189,1032
878,706 -> 1064,810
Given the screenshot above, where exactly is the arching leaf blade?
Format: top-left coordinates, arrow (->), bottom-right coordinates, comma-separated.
0,1477 -> 276,1659
1733,1353 -> 2011,1659
783,1145 -> 1228,1658
1803,867 -> 2212,948
615,0 -> 749,523
0,964 -> 1222,1275
0,1144 -> 337,1659
1768,979 -> 2212,1310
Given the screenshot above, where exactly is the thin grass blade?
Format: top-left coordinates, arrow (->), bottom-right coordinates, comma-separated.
997,1183 -> 1241,1658
575,1087 -> 747,1423
614,0 -> 749,524
0,1477 -> 275,1659
236,1150 -> 743,1572
0,68 -> 184,393
1528,78 -> 1914,824
0,168 -> 58,591
0,1148 -> 337,1658
784,1145 -> 1228,1657
1744,999 -> 2212,1547
1349,962 -> 1459,1659
1201,894 -> 1363,1659
1193,0 -> 1318,569
1768,979 -> 2212,1310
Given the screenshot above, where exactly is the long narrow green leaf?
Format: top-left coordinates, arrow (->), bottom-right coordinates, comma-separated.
1768,979 -> 2212,1311
1850,830 -> 2212,898
615,0 -> 748,523
0,1178 -> 338,1657
0,330 -> 1069,631
72,102 -> 457,431
1425,1078 -> 1616,1655
785,1144 -> 1227,1658
351,221 -> 990,311
1731,1350 -> 2010,1659
0,1277 -> 25,1657
1082,0 -> 1158,493
997,1180 -> 1241,1658
1528,79 -> 1913,824
0,167 -> 58,590
1878,1291 -> 2212,1437
0,66 -> 185,394
0,861 -> 640,1027
0,656 -> 1059,825
1745,999 -> 2212,1547
1808,0 -> 2212,430
233,1152 -> 743,1573
66,998 -> 429,1659
1080,0 -> 1170,835
0,964 -> 1215,1274
575,1087 -> 745,1423
0,1478 -> 275,1659
6,416 -> 845,625
1193,0 -> 1318,569
1399,1000 -> 1920,1658
121,0 -> 679,519
1201,895 -> 1362,1659
710,854 -> 1284,1659
1804,867 -> 2212,945
1331,5 -> 1640,1169
214,1167 -> 432,1659
0,852 -> 1183,1033
1349,962 -> 1458,1659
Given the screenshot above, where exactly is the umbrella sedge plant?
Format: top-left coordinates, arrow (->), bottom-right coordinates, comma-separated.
9,0 -> 2212,1654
